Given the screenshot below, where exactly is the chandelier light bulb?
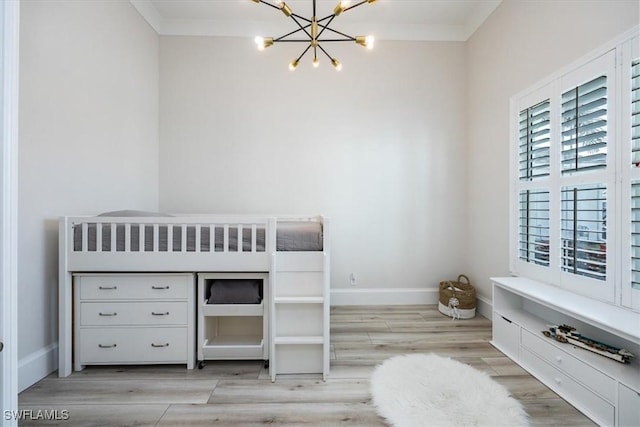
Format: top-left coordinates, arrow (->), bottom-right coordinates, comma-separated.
365,35 -> 375,50
255,36 -> 264,50
331,58 -> 342,71
289,59 -> 300,71
313,57 -> 320,68
333,0 -> 350,15
275,0 -> 292,16
356,35 -> 375,50
254,36 -> 273,51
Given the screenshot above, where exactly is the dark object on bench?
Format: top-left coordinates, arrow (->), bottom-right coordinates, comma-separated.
207,279 -> 262,304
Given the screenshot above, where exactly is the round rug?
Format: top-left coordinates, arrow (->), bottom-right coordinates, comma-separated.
370,353 -> 528,427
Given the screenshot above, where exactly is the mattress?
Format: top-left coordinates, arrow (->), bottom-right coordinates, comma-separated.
72,213 -> 323,252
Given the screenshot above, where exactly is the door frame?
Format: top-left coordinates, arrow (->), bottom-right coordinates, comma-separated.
1,0 -> 20,425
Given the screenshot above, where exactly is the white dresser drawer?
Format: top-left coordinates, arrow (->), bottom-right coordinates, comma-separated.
79,301 -> 188,326
521,329 -> 616,402
78,327 -> 187,364
78,274 -> 189,300
521,347 -> 614,426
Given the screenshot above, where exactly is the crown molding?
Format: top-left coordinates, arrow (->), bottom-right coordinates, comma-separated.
130,0 -> 501,42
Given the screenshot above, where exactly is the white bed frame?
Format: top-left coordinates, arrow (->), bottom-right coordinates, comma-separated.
58,214 -> 330,379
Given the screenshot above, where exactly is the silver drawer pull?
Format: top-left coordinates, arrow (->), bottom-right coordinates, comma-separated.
151,343 -> 170,348
98,312 -> 117,317
98,286 -> 117,290
151,312 -> 170,316
98,344 -> 117,348
152,285 -> 170,290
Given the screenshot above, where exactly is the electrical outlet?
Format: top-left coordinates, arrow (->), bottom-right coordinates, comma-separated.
349,273 -> 357,286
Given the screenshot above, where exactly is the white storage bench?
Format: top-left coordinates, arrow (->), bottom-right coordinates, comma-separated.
491,277 -> 640,426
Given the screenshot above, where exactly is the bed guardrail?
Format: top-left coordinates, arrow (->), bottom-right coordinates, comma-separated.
65,216 -> 275,255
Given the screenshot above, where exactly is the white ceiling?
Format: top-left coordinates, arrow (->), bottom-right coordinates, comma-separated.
130,0 -> 502,41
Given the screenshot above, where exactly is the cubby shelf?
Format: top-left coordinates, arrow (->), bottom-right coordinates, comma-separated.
197,273 -> 269,367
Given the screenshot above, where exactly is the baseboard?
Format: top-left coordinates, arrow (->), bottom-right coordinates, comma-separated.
476,295 -> 492,319
18,342 -> 58,392
331,287 -> 439,306
330,288 -> 494,318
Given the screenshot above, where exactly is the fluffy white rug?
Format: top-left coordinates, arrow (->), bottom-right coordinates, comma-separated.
370,354 -> 528,427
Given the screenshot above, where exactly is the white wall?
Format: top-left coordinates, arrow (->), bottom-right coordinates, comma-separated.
466,0 -> 640,300
18,0 -> 159,390
159,37 -> 468,295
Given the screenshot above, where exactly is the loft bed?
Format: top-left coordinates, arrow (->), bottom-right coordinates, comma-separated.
58,212 -> 330,379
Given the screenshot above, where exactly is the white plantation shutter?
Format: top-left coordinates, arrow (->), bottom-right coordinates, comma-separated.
561,184 -> 607,281
512,39 -> 637,307
632,59 -> 640,165
631,182 -> 640,290
630,56 -> 640,294
519,101 -> 551,180
518,190 -> 550,265
561,75 -> 608,173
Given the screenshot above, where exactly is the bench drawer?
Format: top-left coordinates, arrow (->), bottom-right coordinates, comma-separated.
521,347 -> 614,426
521,329 -> 616,402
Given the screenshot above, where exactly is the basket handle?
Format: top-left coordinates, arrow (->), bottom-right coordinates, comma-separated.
457,274 -> 470,285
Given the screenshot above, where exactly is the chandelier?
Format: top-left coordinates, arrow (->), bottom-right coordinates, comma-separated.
251,0 -> 377,71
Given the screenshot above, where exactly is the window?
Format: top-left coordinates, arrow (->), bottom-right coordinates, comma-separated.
561,76 -> 608,173
519,101 -> 550,180
511,31 -> 640,309
519,190 -> 550,266
560,184 -> 607,280
630,59 -> 640,164
631,182 -> 640,290
630,59 -> 640,291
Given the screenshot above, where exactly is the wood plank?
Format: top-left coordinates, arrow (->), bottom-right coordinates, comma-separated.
208,379 -> 370,404
157,402 -> 386,426
17,404 -> 167,427
19,378 -> 217,405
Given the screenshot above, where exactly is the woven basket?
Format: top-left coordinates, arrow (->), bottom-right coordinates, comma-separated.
438,274 -> 476,319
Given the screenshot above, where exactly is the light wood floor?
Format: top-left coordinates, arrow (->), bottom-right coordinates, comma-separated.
19,305 -> 595,426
